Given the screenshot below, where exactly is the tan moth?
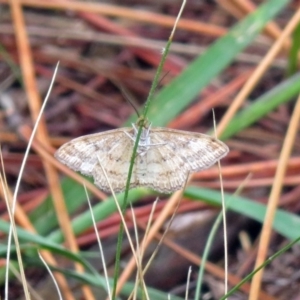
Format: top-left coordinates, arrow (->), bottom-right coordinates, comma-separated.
55,121 -> 229,193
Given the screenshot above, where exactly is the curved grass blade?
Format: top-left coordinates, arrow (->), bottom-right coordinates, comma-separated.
47,188 -> 150,243
48,267 -> 185,300
185,187 -> 300,241
287,23 -> 300,76
0,222 -> 104,281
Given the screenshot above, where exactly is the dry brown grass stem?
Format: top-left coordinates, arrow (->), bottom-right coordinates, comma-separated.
9,0 -> 94,298
1,0 -> 227,37
249,92 -> 300,298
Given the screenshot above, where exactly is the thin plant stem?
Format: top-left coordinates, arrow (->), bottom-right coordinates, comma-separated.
84,185 -> 112,300
194,173 -> 252,300
111,1 -> 187,298
38,252 -> 63,300
214,109 -> 228,295
142,0 -> 186,118
4,62 -> 59,300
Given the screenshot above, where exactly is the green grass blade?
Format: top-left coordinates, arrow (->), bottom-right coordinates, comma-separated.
49,267 -> 185,300
287,23 -> 300,76
47,188 -> 151,243
29,177 -> 92,234
185,187 -> 300,241
219,72 -> 300,140
0,222 -> 104,279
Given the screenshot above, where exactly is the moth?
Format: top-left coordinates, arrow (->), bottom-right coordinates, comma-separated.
55,123 -> 229,193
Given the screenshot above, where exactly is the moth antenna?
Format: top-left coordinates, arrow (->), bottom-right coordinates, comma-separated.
120,72 -> 169,120
159,71 -> 170,87
135,72 -> 169,128
112,79 -> 140,118
127,96 -> 140,118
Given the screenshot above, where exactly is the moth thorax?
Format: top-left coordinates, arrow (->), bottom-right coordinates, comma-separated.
136,128 -> 151,155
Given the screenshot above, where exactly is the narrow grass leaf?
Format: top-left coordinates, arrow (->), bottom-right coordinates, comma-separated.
29,177 -> 92,234
287,24 -> 300,76
47,188 -> 150,243
185,187 -> 300,241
